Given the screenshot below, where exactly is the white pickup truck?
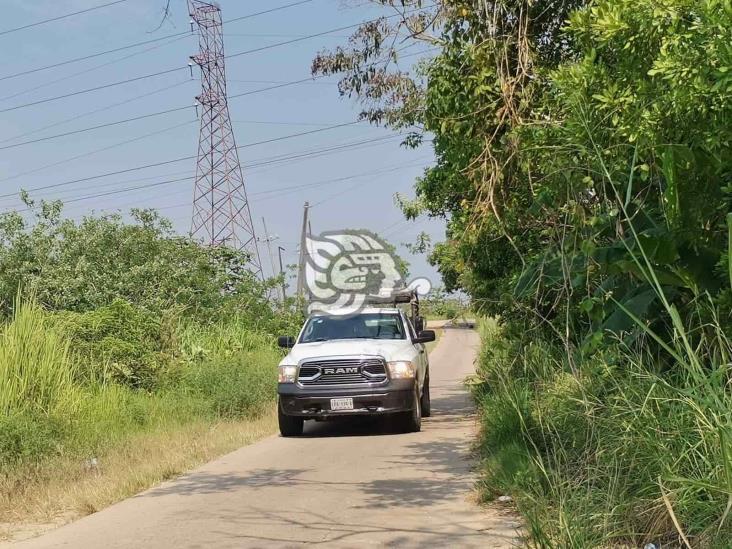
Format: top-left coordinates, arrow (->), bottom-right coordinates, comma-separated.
276,303 -> 435,436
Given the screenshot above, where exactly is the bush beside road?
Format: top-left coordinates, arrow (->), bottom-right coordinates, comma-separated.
0,300 -> 282,540
0,206 -> 298,540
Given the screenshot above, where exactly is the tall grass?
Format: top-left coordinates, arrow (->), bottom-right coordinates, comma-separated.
0,299 -> 282,536
474,265 -> 732,546
0,300 -> 80,417
474,317 -> 732,547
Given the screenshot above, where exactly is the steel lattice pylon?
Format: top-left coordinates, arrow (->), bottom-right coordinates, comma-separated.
188,0 -> 262,278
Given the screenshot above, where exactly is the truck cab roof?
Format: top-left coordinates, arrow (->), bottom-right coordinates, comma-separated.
309,307 -> 403,317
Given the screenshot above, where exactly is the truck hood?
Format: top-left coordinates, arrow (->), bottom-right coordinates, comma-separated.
282,339 -> 413,365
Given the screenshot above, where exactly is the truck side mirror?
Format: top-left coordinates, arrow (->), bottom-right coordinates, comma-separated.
277,336 -> 295,348
414,330 -> 435,344
415,316 -> 425,332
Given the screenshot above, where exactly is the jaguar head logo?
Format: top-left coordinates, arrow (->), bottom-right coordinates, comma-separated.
304,230 -> 430,315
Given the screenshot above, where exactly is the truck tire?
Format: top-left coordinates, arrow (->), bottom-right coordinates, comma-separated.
399,387 -> 422,433
278,405 -> 304,437
420,374 -> 431,418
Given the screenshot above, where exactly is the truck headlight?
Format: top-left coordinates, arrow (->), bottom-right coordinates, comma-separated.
387,361 -> 416,379
278,364 -> 297,383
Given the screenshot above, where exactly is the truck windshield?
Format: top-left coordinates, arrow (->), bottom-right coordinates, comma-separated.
299,313 -> 406,343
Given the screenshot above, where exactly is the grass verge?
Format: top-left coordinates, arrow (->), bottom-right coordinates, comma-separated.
0,410 -> 277,543
0,300 -> 283,542
472,318 -> 732,548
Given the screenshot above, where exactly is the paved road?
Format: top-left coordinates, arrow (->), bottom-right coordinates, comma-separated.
17,326 -> 519,548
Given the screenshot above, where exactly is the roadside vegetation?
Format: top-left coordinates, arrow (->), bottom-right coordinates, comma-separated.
419,286 -> 469,322
0,200 -> 300,534
317,0 -> 732,545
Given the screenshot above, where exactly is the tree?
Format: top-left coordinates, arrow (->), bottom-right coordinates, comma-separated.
0,198 -> 275,321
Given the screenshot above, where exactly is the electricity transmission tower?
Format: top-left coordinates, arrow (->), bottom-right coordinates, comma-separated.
188,0 -> 262,278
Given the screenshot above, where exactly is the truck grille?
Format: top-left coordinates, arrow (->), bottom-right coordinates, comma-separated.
298,358 -> 387,386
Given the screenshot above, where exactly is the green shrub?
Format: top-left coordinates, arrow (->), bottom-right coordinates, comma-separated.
54,300 -> 177,390
0,295 -> 282,469
0,414 -> 67,466
180,349 -> 277,419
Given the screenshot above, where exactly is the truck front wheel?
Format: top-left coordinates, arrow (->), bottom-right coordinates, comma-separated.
278,403 -> 304,437
420,374 -> 431,418
398,387 -> 422,433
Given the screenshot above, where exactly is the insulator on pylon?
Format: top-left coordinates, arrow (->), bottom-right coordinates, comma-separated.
188,61 -> 194,77
194,101 -> 199,118
189,19 -> 194,32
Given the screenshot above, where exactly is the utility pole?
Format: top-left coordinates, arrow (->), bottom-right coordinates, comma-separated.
278,245 -> 286,302
188,0 -> 262,279
296,201 -> 310,300
260,217 -> 278,279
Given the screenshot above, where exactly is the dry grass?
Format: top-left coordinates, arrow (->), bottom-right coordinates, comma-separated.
0,408 -> 277,543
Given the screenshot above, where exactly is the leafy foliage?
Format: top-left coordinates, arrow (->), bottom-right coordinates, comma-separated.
0,202 -> 275,320
318,0 -> 732,543
54,300 -> 179,390
0,202 -> 296,471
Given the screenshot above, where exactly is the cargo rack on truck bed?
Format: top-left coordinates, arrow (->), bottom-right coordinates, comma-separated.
364,289 -> 423,331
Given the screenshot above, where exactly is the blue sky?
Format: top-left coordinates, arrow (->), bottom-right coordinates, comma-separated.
0,0 -> 442,285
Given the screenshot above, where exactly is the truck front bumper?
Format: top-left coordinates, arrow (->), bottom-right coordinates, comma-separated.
278,379 -> 415,418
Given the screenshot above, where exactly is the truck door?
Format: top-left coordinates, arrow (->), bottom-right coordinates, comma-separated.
404,313 -> 427,384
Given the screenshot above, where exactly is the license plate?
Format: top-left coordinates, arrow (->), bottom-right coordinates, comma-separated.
330,398 -> 354,411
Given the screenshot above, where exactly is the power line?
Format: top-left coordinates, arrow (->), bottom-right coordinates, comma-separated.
233,119 -> 359,127
141,157 -> 426,223
35,157 -> 431,212
0,157 -> 188,199
3,134 -> 404,205
245,134 -> 403,171
0,67 -> 184,114
33,169 -> 194,202
0,0 -> 315,82
0,34 -> 188,104
228,76 -> 330,100
0,130 -> 395,194
225,22 -> 370,60
0,66 -> 308,117
136,161 -> 423,214
253,158 -> 431,200
0,122 -> 362,198
224,8 -> 436,62
225,33 -> 351,39
0,118 -> 379,188
0,75 -> 345,151
229,78 -> 333,86
0,10 -> 434,114
55,143 -> 421,219
0,54 -> 447,150
0,119 -> 197,189
383,218 -> 429,239
0,105 -> 192,150
0,79 -> 191,145
0,34 -> 189,84
309,154 -> 433,208
58,138 -> 406,213
0,0 -> 130,37
217,0 -> 315,25
379,217 -> 412,235
13,176 -> 195,213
